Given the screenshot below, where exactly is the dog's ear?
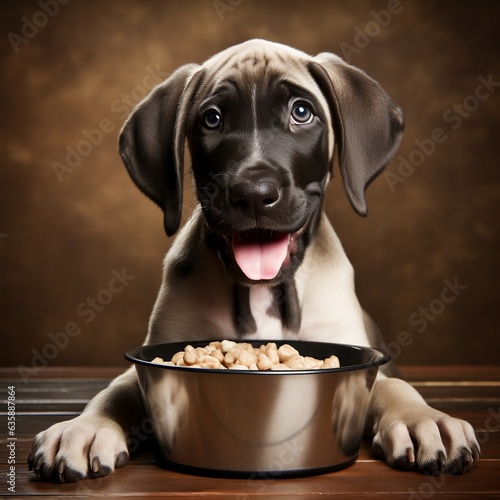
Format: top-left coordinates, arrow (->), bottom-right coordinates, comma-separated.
308,54 -> 404,215
118,63 -> 202,236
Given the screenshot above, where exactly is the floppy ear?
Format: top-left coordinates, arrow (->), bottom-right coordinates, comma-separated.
308,54 -> 404,215
118,63 -> 202,236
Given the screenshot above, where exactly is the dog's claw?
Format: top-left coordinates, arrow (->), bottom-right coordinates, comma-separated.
59,463 -> 85,483
115,451 -> 129,469
443,447 -> 474,475
394,447 -> 415,470
56,460 -> 66,483
472,443 -> 481,461
33,455 -> 46,479
419,450 -> 446,476
90,458 -> 112,478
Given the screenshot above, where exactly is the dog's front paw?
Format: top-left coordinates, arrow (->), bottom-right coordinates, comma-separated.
28,414 -> 129,482
372,406 -> 480,474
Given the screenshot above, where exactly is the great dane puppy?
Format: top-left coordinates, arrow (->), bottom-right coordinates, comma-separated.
29,39 -> 479,482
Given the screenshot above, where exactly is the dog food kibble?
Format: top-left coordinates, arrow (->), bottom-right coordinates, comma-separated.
151,341 -> 340,370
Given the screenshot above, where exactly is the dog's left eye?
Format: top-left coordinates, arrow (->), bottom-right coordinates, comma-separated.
203,109 -> 223,129
291,103 -> 313,125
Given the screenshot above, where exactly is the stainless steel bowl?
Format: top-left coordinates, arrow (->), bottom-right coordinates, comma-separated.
125,340 -> 389,477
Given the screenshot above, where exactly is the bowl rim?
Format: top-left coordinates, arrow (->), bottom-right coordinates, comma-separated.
125,340 -> 391,375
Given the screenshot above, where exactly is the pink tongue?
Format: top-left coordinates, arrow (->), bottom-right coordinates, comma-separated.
232,232 -> 290,281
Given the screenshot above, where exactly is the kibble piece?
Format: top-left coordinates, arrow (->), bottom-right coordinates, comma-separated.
183,345 -> 198,366
171,351 -> 185,366
304,356 -> 323,369
221,340 -> 237,353
284,353 -> 307,369
209,341 -> 222,350
257,353 -> 272,371
270,363 -> 291,370
278,344 -> 299,362
192,355 -> 221,369
210,348 -> 224,363
229,364 -> 250,370
237,348 -> 257,367
224,346 -> 243,366
321,355 -> 340,369
265,343 -> 280,364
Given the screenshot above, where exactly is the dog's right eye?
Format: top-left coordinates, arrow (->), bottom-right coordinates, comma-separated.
203,110 -> 223,129
291,102 -> 313,125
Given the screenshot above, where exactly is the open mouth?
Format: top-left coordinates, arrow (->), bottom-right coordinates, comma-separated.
230,220 -> 309,281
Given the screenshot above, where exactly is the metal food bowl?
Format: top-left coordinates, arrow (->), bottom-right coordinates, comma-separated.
125,340 -> 389,477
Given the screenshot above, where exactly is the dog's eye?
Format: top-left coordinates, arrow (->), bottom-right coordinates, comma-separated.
291,103 -> 313,125
203,109 -> 222,129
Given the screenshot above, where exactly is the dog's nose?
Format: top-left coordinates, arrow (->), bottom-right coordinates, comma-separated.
230,180 -> 280,219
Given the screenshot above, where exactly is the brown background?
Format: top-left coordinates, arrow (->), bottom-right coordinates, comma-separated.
1,0 -> 499,370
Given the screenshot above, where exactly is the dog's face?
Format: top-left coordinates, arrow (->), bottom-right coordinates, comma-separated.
187,49 -> 334,283
119,40 -> 404,284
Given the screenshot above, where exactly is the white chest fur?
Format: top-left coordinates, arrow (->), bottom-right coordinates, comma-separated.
244,285 -> 288,340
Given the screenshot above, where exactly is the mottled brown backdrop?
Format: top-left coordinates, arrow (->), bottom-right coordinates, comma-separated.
1,0 -> 499,371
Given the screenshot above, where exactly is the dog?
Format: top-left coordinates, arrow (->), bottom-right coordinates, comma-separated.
28,39 -> 480,482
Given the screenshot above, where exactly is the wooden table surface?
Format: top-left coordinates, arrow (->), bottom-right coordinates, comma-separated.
1,365 -> 499,499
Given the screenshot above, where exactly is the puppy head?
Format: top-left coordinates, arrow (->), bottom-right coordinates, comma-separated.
119,40 -> 404,284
